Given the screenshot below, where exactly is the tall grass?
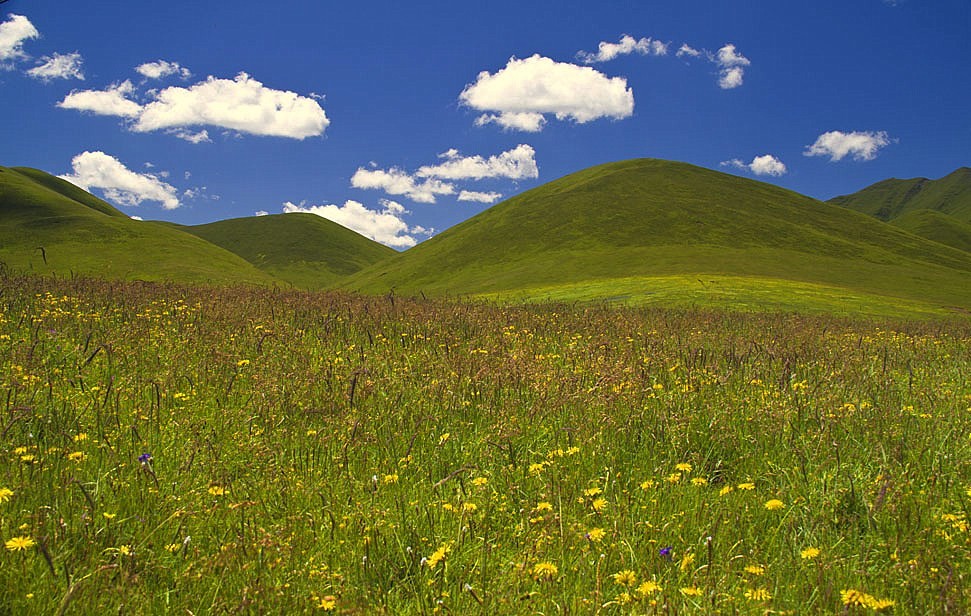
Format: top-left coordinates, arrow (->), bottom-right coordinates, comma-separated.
1,274 -> 969,613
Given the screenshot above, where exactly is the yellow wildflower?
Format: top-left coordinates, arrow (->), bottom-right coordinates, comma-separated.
800,547 -> 820,560
472,477 -> 488,487
744,564 -> 765,575
764,499 -> 785,510
680,552 -> 695,572
67,451 -> 86,462
637,580 -> 662,596
737,482 -> 755,490
102,512 -> 116,520
612,569 -> 637,586
531,561 -> 558,580
583,486 -> 602,497
675,463 -> 693,472
591,497 -> 608,512
640,479 -> 656,490
208,486 -> 227,496
0,487 -> 13,503
425,544 -> 449,568
317,595 -> 337,610
382,474 -> 398,484
745,588 -> 772,601
680,586 -> 702,597
719,485 -> 734,496
691,477 -> 708,486
585,527 -> 606,542
535,501 -> 553,512
5,536 -> 35,551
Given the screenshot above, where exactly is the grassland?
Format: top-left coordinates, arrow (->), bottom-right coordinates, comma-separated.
1,273 -> 969,614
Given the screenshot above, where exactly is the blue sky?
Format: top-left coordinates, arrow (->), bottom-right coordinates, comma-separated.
2,0 -> 968,248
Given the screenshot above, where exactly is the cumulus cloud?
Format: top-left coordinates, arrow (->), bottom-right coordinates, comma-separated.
458,190 -> 503,203
714,44 -> 750,89
58,80 -> 143,118
722,154 -> 787,177
350,167 -> 455,204
27,52 -> 84,82
0,14 -> 38,66
676,44 -> 702,58
255,210 -> 269,217
59,72 -> 329,140
804,130 -> 892,161
577,34 -> 667,63
416,144 -> 538,181
135,60 -> 191,80
283,199 -> 429,248
133,73 -> 328,139
59,151 -> 180,209
460,54 -> 634,131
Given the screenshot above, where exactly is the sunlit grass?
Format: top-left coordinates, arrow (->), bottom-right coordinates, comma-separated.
1,274 -> 969,613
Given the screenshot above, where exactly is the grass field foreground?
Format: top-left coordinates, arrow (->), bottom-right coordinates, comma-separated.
1,275 -> 970,613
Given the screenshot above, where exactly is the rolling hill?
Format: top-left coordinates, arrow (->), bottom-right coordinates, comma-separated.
829,168 -> 971,254
343,159 -> 971,315
0,167 -> 393,288
177,213 -> 396,289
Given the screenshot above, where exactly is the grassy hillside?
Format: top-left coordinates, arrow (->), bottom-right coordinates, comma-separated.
178,213 -> 396,289
344,159 -> 971,314
830,167 -> 971,223
0,166 -> 278,285
889,209 -> 971,254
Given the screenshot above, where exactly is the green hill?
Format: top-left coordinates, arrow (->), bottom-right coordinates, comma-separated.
888,209 -> 971,254
178,213 -> 396,289
0,166 -> 277,285
344,159 -> 971,315
830,167 -> 971,223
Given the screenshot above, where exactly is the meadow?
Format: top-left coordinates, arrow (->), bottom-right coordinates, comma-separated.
1,273 -> 969,614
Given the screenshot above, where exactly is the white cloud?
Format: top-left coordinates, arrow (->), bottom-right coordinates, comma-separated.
171,128 -> 211,143
130,215 -> 144,221
416,144 -> 538,180
60,72 -> 329,140
676,44 -> 702,58
577,35 -> 667,64
58,80 -> 143,118
460,54 -> 634,131
722,154 -> 787,177
283,199 -> 426,248
714,44 -> 750,89
458,190 -> 503,203
350,167 -> 455,203
27,52 -> 84,82
255,210 -> 269,217
0,14 -> 38,65
135,60 -> 191,80
804,130 -> 891,161
59,151 -> 180,209
134,73 -> 328,139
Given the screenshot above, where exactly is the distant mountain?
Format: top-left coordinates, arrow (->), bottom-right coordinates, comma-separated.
0,167 -> 393,288
344,159 -> 971,313
177,213 -> 395,289
829,168 -> 971,253
830,167 -> 971,223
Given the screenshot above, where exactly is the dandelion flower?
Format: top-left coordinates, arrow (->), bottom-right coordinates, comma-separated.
102,512 -> 117,520
612,569 -> 637,586
535,501 -> 553,512
745,588 -> 772,601
583,486 -> 602,497
800,547 -> 820,560
680,552 -> 695,572
5,536 -> 34,551
426,544 -> 449,569
737,482 -> 755,490
764,499 -> 785,511
208,486 -> 227,496
317,595 -> 337,610
719,485 -> 734,496
637,580 -> 662,596
680,586 -> 702,597
640,479 -> 656,490
531,561 -> 558,580
462,502 -> 477,513
472,477 -> 488,487
585,527 -> 606,542
591,497 -> 608,512
744,564 -> 765,575
382,474 -> 398,484
438,432 -> 450,445
67,451 -> 86,462
665,472 -> 682,483
0,488 -> 13,503
691,477 -> 708,486
675,463 -> 693,472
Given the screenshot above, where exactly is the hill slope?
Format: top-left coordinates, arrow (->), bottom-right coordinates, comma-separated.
829,167 -> 971,254
830,167 -> 971,223
178,213 -> 396,289
344,159 -> 971,313
0,166 -> 278,285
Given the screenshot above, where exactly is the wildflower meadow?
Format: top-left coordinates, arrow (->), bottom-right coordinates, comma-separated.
1,274 -> 969,613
